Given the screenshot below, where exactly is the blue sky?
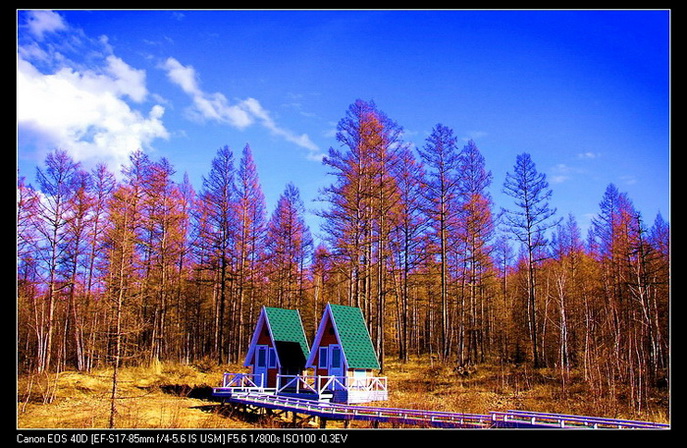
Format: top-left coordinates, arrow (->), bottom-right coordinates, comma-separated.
17,9 -> 670,241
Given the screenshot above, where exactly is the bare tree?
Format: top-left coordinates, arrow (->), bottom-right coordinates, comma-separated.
199,146 -> 237,364
502,153 -> 559,368
233,145 -> 267,359
265,183 -> 312,309
33,149 -> 81,373
417,124 -> 461,359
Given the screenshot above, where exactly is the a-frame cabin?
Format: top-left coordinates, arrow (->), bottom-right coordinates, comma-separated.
244,306 -> 310,388
305,303 -> 388,403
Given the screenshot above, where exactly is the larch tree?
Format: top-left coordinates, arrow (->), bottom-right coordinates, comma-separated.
199,145 -> 238,364
233,144 -> 267,359
104,165 -> 145,428
647,212 -> 669,377
591,184 -> 666,411
591,183 -> 634,384
83,163 -> 116,372
548,213 -> 585,391
33,149 -> 82,373
417,123 -> 461,359
501,152 -> 559,368
320,99 -> 403,370
491,235 -> 516,361
174,173 -> 196,363
17,175 -> 42,373
389,146 -> 428,362
320,100 -> 379,313
60,168 -> 94,371
455,139 -> 494,365
187,188 -> 217,361
310,244 -> 334,335
265,183 -> 312,310
140,158 -> 188,363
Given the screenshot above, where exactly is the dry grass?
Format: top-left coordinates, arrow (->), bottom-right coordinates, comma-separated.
17,360 -> 253,429
382,356 -> 669,424
17,355 -> 669,429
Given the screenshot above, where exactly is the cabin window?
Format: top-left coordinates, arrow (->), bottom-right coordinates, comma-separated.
268,347 -> 277,368
318,347 -> 328,369
331,345 -> 342,368
257,346 -> 266,367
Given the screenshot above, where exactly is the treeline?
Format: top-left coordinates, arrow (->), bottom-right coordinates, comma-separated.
17,99 -> 669,412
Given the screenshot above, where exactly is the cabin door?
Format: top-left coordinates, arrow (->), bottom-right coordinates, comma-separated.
254,345 -> 269,387
329,344 -> 345,390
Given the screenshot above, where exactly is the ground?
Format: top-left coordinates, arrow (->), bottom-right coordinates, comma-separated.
16,356 -> 669,429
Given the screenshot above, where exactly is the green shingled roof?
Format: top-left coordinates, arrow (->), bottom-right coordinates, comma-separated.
328,304 -> 381,370
263,307 -> 310,360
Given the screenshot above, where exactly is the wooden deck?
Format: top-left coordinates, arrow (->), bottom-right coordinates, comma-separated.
212,372 -> 669,429
223,392 -> 491,428
212,373 -> 276,397
212,373 -> 387,404
219,392 -> 670,429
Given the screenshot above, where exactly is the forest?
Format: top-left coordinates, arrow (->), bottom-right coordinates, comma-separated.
17,99 -> 669,414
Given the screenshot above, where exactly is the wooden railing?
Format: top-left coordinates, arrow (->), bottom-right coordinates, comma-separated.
224,394 -> 669,429
347,376 -> 388,392
276,375 -> 346,395
219,373 -> 266,390
275,374 -> 388,395
490,410 -> 670,429
275,374 -> 320,395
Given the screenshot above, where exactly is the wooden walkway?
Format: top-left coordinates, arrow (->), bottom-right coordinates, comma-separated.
489,410 -> 670,429
217,391 -> 669,429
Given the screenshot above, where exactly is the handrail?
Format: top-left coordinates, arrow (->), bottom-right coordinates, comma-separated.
221,372 -> 263,389
317,375 -> 347,392
222,372 -> 389,394
275,374 -> 387,395
490,410 -> 670,429
347,376 -> 388,391
222,392 -> 668,429
276,374 -> 319,394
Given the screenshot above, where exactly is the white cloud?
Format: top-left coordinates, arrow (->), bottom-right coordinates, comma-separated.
550,175 -> 570,184
17,10 -> 169,173
161,57 -> 201,96
24,10 -> 66,40
577,151 -> 601,159
241,97 -> 320,153
162,57 -> 322,159
17,49 -> 168,172
105,55 -> 148,103
462,130 -> 488,142
162,57 -> 254,128
619,175 -> 637,185
549,163 -> 571,184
